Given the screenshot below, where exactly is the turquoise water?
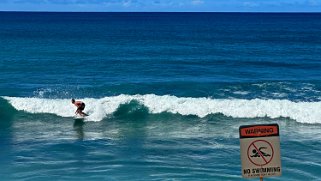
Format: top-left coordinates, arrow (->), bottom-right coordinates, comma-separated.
1,12 -> 321,180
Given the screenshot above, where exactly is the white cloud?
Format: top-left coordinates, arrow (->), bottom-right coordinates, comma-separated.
191,0 -> 204,5
307,0 -> 320,6
122,0 -> 131,7
243,1 -> 260,7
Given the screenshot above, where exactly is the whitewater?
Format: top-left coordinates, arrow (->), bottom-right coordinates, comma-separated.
3,94 -> 321,124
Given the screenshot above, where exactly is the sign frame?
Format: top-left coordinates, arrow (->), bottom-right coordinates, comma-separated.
239,124 -> 281,179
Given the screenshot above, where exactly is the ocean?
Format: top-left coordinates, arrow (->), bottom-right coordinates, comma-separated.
1,12 -> 321,180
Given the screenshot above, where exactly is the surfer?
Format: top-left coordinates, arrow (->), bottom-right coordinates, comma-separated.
71,99 -> 88,117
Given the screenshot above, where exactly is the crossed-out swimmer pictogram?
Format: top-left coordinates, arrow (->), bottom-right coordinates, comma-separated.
247,140 -> 274,166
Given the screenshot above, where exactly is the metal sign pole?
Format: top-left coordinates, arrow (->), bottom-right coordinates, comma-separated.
260,166 -> 263,181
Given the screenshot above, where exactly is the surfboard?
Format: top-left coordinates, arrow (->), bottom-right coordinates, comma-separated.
74,114 -> 87,120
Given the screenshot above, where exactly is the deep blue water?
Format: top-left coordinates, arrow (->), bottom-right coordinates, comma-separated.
1,12 -> 321,180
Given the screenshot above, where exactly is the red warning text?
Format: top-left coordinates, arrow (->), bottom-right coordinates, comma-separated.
240,124 -> 279,138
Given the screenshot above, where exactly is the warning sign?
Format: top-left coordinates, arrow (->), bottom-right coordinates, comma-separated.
239,124 -> 281,178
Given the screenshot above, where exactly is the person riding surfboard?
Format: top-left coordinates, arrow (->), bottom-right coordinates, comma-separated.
71,99 -> 88,117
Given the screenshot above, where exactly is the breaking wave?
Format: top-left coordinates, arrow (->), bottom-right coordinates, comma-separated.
2,94 -> 321,124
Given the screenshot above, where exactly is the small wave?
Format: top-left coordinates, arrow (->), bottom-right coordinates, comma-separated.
232,91 -> 250,95
0,97 -> 18,120
2,94 -> 321,124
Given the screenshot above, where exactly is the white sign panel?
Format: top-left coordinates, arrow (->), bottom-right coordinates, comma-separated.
239,124 -> 281,178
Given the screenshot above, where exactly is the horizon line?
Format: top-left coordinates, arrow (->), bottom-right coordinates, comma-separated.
1,10 -> 321,13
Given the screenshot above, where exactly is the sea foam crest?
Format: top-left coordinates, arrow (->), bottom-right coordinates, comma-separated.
3,94 -> 321,123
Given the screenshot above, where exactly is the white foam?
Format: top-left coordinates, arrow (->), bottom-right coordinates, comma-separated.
233,91 -> 250,95
3,94 -> 321,124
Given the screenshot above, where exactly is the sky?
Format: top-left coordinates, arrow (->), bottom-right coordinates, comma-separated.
0,0 -> 320,12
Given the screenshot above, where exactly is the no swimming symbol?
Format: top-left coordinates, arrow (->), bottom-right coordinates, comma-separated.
247,140 -> 274,166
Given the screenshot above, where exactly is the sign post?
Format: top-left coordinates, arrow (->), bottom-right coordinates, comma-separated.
239,124 -> 281,179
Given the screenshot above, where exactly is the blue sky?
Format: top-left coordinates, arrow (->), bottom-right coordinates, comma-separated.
0,0 -> 320,12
